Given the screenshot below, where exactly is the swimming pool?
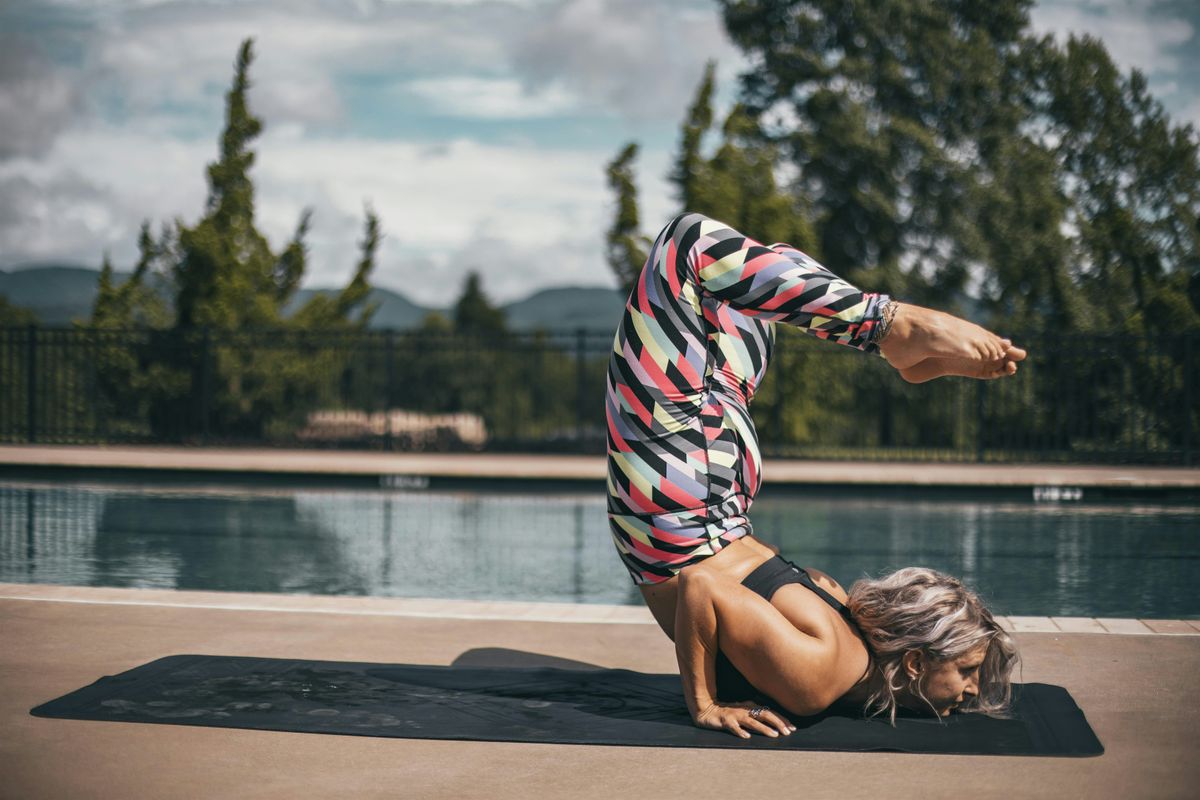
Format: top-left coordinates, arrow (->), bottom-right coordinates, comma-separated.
1,478 -> 1196,618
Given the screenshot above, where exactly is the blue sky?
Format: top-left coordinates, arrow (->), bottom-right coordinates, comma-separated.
1,0 -> 1197,305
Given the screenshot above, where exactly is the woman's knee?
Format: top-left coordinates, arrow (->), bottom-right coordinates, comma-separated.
677,565 -> 732,604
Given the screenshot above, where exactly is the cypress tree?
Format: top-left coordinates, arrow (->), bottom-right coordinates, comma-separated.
85,38 -> 384,441
604,143 -> 651,296
453,272 -> 507,338
671,61 -> 717,212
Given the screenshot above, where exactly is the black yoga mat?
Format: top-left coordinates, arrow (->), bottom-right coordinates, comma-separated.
30,654 -> 1103,756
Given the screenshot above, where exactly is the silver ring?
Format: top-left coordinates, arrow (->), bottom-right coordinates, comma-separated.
750,706 -> 766,719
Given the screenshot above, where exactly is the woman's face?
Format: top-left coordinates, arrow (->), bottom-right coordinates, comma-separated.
905,645 -> 988,716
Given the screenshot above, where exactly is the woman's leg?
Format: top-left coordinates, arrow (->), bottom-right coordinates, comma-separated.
608,210 -> 882,589
608,213 -> 1024,611
672,214 -> 1024,372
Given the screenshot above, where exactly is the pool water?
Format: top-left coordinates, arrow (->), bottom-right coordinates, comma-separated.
1,479 -> 1197,618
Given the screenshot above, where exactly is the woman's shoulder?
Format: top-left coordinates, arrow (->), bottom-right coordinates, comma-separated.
802,567 -> 850,604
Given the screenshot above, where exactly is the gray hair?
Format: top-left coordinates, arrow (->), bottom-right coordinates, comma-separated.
846,567 -> 1019,723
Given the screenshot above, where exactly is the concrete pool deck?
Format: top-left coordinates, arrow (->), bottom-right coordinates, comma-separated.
2,584 -> 1199,800
3,444 -> 1199,493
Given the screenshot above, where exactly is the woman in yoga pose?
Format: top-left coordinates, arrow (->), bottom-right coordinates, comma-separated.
606,213 -> 1023,738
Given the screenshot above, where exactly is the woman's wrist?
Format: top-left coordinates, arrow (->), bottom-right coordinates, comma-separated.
875,299 -> 903,346
690,695 -> 716,720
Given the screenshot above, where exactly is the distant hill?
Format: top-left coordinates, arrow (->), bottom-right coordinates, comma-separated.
0,265 -> 131,325
503,286 -> 626,332
0,263 -> 626,332
284,286 -> 439,330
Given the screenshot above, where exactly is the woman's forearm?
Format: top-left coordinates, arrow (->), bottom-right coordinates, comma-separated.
674,570 -> 722,719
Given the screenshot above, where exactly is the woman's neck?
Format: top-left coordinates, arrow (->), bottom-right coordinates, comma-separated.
837,655 -> 878,707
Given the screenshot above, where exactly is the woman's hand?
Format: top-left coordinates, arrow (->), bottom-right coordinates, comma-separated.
694,700 -> 795,739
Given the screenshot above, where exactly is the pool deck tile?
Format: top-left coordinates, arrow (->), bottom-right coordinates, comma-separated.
1005,616 -> 1061,633
1095,618 -> 1155,635
1052,616 -> 1108,633
1140,619 -> 1199,635
3,585 -> 1200,800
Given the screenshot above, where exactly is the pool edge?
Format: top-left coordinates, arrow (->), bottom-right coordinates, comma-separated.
2,582 -> 1197,633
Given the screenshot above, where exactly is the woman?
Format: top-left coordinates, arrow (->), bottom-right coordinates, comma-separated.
605,212 -> 1023,737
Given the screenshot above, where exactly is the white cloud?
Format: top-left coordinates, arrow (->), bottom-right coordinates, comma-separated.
0,170 -> 121,266
0,35 -> 82,159
0,122 -> 212,267
252,133 -> 617,303
510,0 -> 745,123
48,0 -> 530,138
1029,0 -> 1195,76
403,76 -> 580,119
1177,96 -> 1200,135
0,120 -> 624,304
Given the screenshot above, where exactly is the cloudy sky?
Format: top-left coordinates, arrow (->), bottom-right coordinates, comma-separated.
1,0 -> 1197,306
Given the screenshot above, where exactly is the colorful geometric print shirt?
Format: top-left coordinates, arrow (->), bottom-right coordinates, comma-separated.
605,213 -> 891,585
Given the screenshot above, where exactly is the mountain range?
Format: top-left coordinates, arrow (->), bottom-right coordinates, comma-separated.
0,264 -> 627,332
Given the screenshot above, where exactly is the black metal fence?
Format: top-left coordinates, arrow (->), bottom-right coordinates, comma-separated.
1,325 -> 1195,464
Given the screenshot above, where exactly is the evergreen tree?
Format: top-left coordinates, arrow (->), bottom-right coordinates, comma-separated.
673,66 -> 819,254
84,38 -> 384,441
719,0 -> 1042,304
290,208 -> 380,329
453,271 -> 507,337
90,223 -> 171,329
0,295 -> 38,326
604,65 -> 819,294
671,61 -> 717,212
604,143 -> 651,297
91,38 -> 377,333
1033,34 -> 1200,333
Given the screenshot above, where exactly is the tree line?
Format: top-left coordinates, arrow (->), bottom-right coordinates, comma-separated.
3,3 -> 1197,457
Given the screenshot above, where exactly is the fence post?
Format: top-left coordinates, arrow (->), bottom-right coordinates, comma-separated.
1186,334 -> 1194,467
771,337 -> 785,441
200,326 -> 211,444
25,324 -> 37,444
975,379 -> 986,463
878,368 -> 892,449
385,330 -> 396,451
575,329 -> 587,443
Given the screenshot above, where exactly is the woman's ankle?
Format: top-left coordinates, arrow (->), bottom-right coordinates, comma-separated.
878,303 -> 921,367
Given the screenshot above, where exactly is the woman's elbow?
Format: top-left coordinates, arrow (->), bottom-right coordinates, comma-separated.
778,660 -> 845,717
780,688 -> 840,718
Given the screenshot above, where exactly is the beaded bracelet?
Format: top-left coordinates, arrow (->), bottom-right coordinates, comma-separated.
875,299 -> 899,345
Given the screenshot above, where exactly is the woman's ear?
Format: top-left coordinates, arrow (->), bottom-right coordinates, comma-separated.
902,650 -> 923,681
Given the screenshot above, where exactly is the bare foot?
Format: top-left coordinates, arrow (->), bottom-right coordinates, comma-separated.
898,355 -> 1020,384
879,302 -> 1026,377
